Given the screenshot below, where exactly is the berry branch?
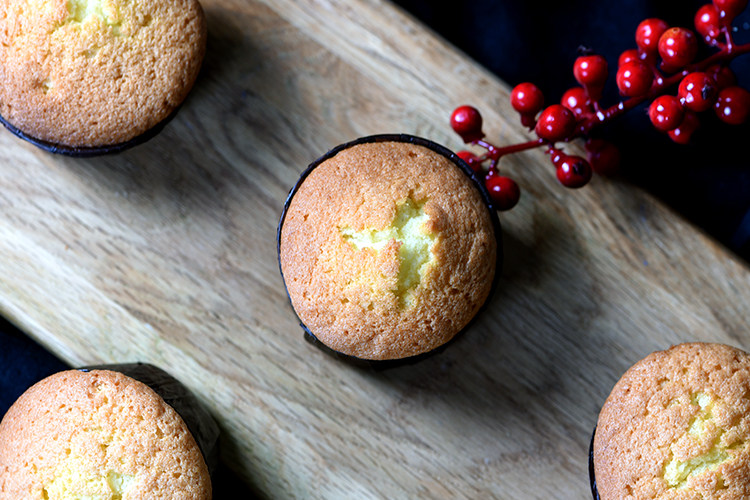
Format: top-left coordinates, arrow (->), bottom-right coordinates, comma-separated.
451,0 -> 750,211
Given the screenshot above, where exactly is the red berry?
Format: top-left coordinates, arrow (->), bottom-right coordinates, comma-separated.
707,64 -> 737,89
695,4 -> 722,41
456,150 -> 482,174
585,138 -> 621,176
668,111 -> 700,144
510,82 -> 545,128
618,49 -> 641,67
485,175 -> 521,211
510,82 -> 545,114
573,55 -> 608,100
678,72 -> 718,112
450,105 -> 484,143
658,27 -> 698,71
715,86 -> 750,125
713,0 -> 749,24
616,60 -> 653,97
636,18 -> 669,54
535,104 -> 576,142
554,154 -> 592,189
649,95 -> 685,131
560,87 -> 593,118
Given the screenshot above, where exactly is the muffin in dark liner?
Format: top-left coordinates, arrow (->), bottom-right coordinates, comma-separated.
277,133 -> 503,368
79,362 -> 220,474
0,0 -> 206,157
0,109 -> 179,157
590,342 -> 750,499
0,363 -> 216,497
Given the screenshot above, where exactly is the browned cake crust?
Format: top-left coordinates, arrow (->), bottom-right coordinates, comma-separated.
279,140 -> 497,361
594,342 -> 750,499
0,0 -> 206,147
0,369 -> 211,499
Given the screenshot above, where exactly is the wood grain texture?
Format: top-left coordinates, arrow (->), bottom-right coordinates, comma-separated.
1,0 -> 750,498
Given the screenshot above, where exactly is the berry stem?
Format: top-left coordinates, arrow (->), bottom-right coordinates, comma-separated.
578,41 -> 750,135
473,138 -> 547,161
723,25 -> 734,53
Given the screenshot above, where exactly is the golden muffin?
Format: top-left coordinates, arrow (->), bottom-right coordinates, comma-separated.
278,135 -> 500,362
0,367 -> 213,499
0,0 -> 206,153
593,342 -> 750,499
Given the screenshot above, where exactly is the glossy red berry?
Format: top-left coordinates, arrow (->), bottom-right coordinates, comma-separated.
707,64 -> 737,89
585,139 -> 621,176
668,111 -> 700,144
649,95 -> 685,131
636,18 -> 669,54
535,104 -> 576,142
573,55 -> 608,100
678,72 -> 718,112
695,4 -> 722,41
510,82 -> 545,128
456,150 -> 483,174
450,105 -> 484,143
713,0 -> 749,24
510,82 -> 545,114
715,86 -> 750,125
658,27 -> 698,71
485,175 -> 521,211
554,154 -> 593,189
560,87 -> 593,118
616,60 -> 653,97
618,49 -> 641,67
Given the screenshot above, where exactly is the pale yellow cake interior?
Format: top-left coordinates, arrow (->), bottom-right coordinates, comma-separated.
43,461 -> 135,500
663,392 -> 735,489
340,198 -> 437,307
66,0 -> 122,27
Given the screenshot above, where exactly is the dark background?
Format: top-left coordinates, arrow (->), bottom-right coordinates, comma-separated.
2,1 -> 749,495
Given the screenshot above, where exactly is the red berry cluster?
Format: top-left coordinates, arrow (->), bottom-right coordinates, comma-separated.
450,0 -> 750,212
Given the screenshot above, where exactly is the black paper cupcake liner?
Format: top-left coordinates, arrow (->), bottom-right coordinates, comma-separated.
0,106 -> 180,157
589,427 -> 600,500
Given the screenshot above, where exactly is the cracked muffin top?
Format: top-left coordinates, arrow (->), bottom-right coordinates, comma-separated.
593,342 -> 750,499
0,369 -> 211,499
279,139 -> 498,361
0,0 -> 206,148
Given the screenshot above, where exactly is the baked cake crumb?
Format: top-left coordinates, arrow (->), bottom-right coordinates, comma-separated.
593,342 -> 750,499
279,139 -> 497,361
0,369 -> 212,499
0,0 -> 206,148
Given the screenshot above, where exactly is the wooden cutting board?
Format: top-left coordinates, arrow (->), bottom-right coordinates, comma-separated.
2,0 -> 750,497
